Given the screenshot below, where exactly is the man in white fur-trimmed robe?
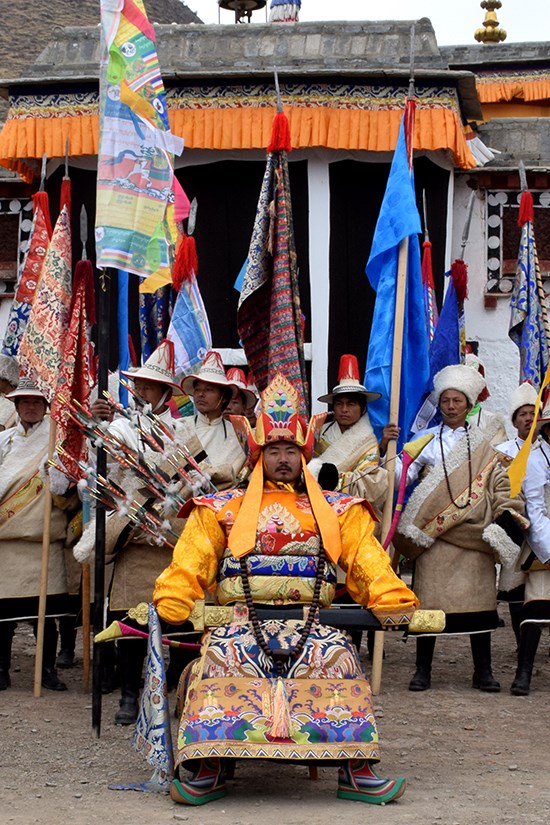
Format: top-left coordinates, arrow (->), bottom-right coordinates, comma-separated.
0,377 -> 71,692
393,364 -> 528,694
308,355 -> 387,512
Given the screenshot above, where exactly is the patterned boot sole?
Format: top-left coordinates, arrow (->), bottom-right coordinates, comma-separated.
170,778 -> 227,806
337,776 -> 406,805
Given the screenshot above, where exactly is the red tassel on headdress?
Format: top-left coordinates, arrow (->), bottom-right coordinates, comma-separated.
450,259 -> 469,303
518,190 -> 534,227
33,191 -> 52,239
267,111 -> 292,153
173,234 -> 198,292
60,178 -> 72,219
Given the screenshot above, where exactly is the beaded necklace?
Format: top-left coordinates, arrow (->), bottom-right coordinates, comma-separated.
439,423 -> 472,510
239,545 -> 326,677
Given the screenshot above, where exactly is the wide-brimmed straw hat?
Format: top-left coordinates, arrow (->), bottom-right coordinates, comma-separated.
120,339 -> 181,394
317,354 -> 381,404
226,367 -> 257,407
181,351 -> 236,397
6,375 -> 48,400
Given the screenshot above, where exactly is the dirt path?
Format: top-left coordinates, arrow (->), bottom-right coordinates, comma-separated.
1,611 -> 548,825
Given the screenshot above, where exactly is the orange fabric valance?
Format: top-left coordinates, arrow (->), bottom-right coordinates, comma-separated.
476,74 -> 550,104
0,97 -> 476,181
0,79 -> 475,178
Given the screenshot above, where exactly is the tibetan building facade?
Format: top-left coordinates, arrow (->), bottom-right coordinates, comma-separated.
0,15 -> 548,418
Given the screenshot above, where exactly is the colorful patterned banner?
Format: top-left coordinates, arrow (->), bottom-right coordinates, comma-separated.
132,604 -> 174,790
95,0 -> 185,280
509,191 -> 550,390
237,114 -> 308,415
18,205 -> 72,403
2,193 -> 51,356
51,259 -> 95,480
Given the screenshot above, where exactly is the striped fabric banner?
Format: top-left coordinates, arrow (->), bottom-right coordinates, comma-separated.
95,0 -> 186,281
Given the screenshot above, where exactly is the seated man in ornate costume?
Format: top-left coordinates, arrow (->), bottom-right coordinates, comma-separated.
154,374 -> 418,807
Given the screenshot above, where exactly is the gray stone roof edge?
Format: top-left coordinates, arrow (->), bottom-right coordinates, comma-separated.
441,42 -> 550,67
0,67 -> 480,86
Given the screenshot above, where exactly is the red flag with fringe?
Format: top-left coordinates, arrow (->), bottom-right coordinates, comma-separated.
18,205 -> 72,401
237,110 -> 308,415
2,192 -> 52,356
51,259 -> 96,480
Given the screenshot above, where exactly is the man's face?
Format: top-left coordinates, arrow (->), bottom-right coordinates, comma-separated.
16,396 -> 47,428
439,389 -> 470,429
193,380 -> 224,416
263,442 -> 302,484
514,404 -> 536,440
224,392 -> 247,418
333,394 -> 363,430
133,379 -> 167,409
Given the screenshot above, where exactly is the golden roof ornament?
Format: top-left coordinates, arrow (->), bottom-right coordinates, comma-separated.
474,0 -> 507,43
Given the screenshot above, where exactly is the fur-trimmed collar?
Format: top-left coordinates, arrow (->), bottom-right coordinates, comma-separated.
398,417 -> 502,548
316,415 -> 376,471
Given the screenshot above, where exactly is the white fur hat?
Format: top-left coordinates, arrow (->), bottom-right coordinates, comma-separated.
433,364 -> 486,407
510,382 -> 538,420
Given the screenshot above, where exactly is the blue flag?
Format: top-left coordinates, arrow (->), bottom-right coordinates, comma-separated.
364,115 -> 430,448
410,272 -> 460,433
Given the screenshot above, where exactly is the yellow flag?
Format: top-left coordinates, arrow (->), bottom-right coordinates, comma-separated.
508,363 -> 550,496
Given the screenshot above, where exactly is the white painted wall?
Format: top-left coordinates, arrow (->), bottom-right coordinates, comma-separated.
454,178 -> 520,437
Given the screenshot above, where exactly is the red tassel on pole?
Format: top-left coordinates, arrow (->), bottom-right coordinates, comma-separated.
173,234 -> 198,292
518,190 -> 534,227
127,335 -> 138,368
267,111 -> 292,153
450,259 -> 469,303
421,240 -> 434,288
60,178 -> 72,220
33,191 -> 53,239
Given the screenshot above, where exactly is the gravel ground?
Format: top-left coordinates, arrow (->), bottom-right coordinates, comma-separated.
1,609 -> 549,825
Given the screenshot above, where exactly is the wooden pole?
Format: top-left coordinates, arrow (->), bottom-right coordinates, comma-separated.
370,237 -> 410,696
92,269 -> 111,736
33,417 -> 58,698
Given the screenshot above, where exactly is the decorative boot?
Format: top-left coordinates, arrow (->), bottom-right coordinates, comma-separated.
0,622 -> 15,691
114,639 -> 146,725
470,632 -> 500,692
37,619 -> 67,691
409,636 -> 436,691
170,759 -> 227,805
337,760 -> 406,805
511,623 -> 542,696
